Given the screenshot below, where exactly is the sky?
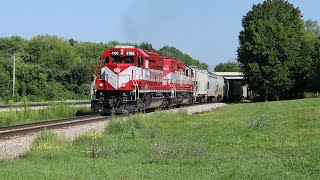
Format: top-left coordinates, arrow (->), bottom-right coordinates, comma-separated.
1,0 -> 319,70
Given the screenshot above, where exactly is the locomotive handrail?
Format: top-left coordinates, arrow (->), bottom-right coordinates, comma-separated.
173,82 -> 177,97
169,81 -> 177,98
132,79 -> 139,100
106,74 -> 108,88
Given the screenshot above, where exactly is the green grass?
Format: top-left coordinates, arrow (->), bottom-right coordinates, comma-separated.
1,98 -> 320,179
0,103 -> 93,126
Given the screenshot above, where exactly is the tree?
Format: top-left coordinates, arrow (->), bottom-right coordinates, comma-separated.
310,37 -> 320,91
0,34 -> 208,102
0,36 -> 25,55
305,19 -> 320,36
24,34 -> 78,70
157,46 -> 208,70
0,64 -> 10,100
214,62 -> 240,72
75,42 -> 106,59
138,42 -> 155,51
68,38 -> 78,46
304,20 -> 320,92
238,0 -> 305,101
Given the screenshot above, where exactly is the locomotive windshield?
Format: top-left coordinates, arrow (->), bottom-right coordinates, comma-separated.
111,56 -> 134,64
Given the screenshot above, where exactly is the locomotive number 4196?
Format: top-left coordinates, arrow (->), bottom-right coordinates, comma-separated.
110,51 -> 119,56
125,51 -> 135,56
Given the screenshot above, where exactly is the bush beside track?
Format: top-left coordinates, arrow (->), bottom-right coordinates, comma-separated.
0,100 -> 90,108
0,103 -> 93,126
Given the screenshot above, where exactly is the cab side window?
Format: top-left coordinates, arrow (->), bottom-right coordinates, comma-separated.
138,57 -> 143,67
124,57 -> 134,63
104,56 -> 109,64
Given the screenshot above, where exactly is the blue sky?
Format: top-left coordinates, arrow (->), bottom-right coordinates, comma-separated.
1,0 -> 319,69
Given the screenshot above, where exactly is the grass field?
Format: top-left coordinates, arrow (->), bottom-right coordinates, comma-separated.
0,103 -> 92,126
0,98 -> 320,179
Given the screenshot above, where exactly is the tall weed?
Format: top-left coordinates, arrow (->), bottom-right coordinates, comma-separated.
0,103 -> 92,126
106,114 -> 145,135
31,130 -> 70,151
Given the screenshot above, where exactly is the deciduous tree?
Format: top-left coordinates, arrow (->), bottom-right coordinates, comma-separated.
238,0 -> 305,100
214,62 -> 240,72
157,46 -> 208,70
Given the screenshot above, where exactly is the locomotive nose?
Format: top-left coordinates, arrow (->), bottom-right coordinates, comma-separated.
107,64 -> 128,75
104,64 -> 132,90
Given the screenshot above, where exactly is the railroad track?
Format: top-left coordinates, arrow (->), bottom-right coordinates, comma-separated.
0,100 -> 90,109
0,101 -> 91,113
0,115 -> 106,139
0,102 -> 226,139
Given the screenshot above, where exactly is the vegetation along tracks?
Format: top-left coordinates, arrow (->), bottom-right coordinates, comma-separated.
0,115 -> 106,139
0,102 -> 225,139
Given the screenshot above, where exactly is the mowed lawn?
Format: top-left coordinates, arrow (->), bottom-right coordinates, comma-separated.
0,98 -> 320,179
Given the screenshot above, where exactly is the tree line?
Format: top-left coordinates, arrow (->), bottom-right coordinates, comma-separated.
0,35 -> 208,103
237,0 -> 320,101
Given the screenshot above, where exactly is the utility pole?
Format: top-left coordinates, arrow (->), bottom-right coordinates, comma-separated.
12,53 -> 15,97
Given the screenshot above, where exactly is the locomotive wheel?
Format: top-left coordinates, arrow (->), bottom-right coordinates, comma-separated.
200,97 -> 204,104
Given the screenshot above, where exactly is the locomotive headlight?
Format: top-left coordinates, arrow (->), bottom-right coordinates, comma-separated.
99,83 -> 103,87
121,83 -> 126,88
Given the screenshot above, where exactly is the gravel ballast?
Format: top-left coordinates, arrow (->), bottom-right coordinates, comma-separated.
0,103 -> 226,159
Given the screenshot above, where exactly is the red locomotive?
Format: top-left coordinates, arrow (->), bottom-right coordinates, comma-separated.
91,46 -> 194,114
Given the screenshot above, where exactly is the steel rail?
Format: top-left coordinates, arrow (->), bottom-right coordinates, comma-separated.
0,115 -> 107,139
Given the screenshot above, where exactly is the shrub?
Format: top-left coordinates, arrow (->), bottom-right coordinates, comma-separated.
31,130 -> 70,151
106,114 -> 145,135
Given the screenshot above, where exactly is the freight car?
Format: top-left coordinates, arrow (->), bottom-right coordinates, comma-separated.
191,68 -> 227,103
